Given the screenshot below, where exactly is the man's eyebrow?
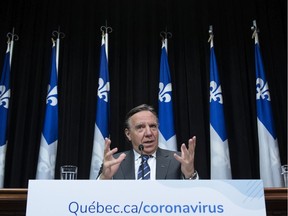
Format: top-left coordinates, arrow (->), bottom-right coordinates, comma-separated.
134,123 -> 145,128
134,122 -> 158,127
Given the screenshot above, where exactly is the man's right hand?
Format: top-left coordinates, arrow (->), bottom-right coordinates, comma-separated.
99,138 -> 126,179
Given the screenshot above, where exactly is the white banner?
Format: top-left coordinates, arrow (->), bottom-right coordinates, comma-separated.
26,180 -> 266,216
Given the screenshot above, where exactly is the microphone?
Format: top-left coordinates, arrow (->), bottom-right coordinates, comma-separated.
138,144 -> 144,153
138,144 -> 144,179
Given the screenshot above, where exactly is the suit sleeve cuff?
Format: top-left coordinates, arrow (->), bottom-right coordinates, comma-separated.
182,170 -> 199,180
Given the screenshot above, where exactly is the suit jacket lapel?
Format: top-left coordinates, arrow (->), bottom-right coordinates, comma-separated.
119,150 -> 135,179
155,148 -> 171,179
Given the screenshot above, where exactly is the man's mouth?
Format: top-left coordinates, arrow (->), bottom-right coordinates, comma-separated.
142,140 -> 154,145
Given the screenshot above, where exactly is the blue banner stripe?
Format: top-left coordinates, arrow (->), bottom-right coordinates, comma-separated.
95,43 -> 109,138
255,43 -> 276,139
210,47 -> 227,141
0,48 -> 10,146
42,44 -> 58,144
158,46 -> 176,140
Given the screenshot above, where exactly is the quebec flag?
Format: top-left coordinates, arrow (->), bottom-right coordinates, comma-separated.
158,40 -> 177,151
254,35 -> 283,187
0,43 -> 11,187
90,34 -> 110,179
209,38 -> 232,179
36,40 -> 58,179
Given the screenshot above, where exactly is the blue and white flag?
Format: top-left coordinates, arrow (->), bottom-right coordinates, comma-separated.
36,39 -> 59,179
158,39 -> 177,151
90,34 -> 110,179
254,31 -> 283,187
209,35 -> 232,179
0,42 -> 12,187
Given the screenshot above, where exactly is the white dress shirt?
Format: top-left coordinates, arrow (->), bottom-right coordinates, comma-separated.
133,150 -> 156,180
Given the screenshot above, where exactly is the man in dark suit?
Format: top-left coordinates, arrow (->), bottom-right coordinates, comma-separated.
98,104 -> 198,180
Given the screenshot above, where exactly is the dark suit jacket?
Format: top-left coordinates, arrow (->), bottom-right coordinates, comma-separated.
111,147 -> 182,179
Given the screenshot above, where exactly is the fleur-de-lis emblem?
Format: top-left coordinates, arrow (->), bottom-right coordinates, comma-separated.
256,78 -> 271,101
0,85 -> 10,109
159,82 -> 172,102
98,78 -> 110,102
210,81 -> 223,104
46,85 -> 58,106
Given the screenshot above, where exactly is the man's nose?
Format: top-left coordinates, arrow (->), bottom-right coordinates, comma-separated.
144,125 -> 152,135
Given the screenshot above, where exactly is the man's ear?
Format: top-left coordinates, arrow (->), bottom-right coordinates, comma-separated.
124,128 -> 131,141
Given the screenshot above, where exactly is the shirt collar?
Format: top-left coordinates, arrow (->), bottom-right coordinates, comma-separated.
133,149 -> 156,161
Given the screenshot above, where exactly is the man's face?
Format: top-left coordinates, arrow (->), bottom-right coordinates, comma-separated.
125,110 -> 159,155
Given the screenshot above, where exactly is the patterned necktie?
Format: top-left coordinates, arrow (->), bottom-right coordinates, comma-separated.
137,155 -> 150,180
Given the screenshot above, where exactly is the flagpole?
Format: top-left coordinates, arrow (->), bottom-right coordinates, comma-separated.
0,29 -> 18,188
251,20 -> 259,44
100,21 -> 112,61
208,25 -> 232,179
160,29 -> 172,53
251,20 -> 283,187
52,27 -> 65,72
208,25 -> 214,48
158,28 -> 177,151
89,23 -> 112,179
6,27 -> 19,65
36,28 -> 64,179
